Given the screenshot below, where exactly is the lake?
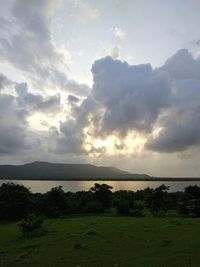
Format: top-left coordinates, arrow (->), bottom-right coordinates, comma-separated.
1,180 -> 200,193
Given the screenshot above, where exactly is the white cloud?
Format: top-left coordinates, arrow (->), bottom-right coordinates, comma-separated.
109,45 -> 120,59
69,0 -> 99,22
0,0 -> 89,98
114,27 -> 125,40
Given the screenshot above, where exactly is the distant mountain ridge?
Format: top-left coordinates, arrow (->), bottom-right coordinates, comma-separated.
0,161 -> 150,180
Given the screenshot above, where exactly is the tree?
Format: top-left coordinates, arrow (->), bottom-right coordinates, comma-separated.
185,185 -> 200,199
42,186 -> 68,217
0,183 -> 32,220
148,184 -> 172,215
90,183 -> 113,210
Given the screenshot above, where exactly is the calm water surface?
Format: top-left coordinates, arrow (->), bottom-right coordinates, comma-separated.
1,180 -> 200,193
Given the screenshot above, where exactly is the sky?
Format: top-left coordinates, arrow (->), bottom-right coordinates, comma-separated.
0,0 -> 200,177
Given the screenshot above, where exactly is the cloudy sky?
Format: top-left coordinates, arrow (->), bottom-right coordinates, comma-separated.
0,0 -> 200,176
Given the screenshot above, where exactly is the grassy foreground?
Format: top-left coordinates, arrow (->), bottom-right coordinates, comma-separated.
0,216 -> 200,267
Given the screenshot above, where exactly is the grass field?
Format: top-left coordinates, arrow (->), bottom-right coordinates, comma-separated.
0,216 -> 200,267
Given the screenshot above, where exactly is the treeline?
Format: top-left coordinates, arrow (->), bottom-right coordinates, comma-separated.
1,182 -> 200,221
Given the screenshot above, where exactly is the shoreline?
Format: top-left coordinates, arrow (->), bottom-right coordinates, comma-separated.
1,177 -> 200,181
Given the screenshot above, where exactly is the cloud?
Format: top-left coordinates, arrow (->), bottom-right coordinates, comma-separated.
55,119 -> 85,155
0,0 -> 66,83
59,49 -> 200,156
15,83 -> 61,113
54,55 -> 171,155
0,84 -> 28,155
109,45 -> 120,59
1,44 -> 200,160
0,17 -> 13,33
0,73 -> 63,156
67,95 -> 79,104
91,56 -> 171,136
55,96 -> 100,155
69,0 -> 99,22
0,0 -> 89,97
146,78 -> 200,152
0,73 -> 11,90
193,39 -> 200,46
162,49 -> 200,80
114,27 -> 125,40
66,80 -> 90,97
146,50 -> 200,152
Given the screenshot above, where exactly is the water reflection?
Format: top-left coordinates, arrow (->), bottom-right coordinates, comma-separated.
1,180 -> 200,193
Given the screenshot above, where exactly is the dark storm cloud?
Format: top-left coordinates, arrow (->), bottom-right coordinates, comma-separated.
0,73 -> 11,89
67,95 -> 80,104
0,17 -> 12,32
162,49 -> 200,80
61,50 -> 200,155
146,119 -> 200,153
56,119 -> 85,155
146,79 -> 200,152
16,83 -> 61,113
0,0 -> 89,158
91,56 -> 171,135
55,55 -> 172,155
146,50 -> 200,152
55,96 -> 100,154
0,92 -> 28,155
1,39 -> 200,156
12,0 -> 52,40
193,39 -> 200,46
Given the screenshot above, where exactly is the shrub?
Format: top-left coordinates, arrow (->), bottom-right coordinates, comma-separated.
129,200 -> 145,216
0,183 -> 32,220
115,199 -> 145,216
83,199 -> 104,213
85,228 -> 97,235
18,214 -> 45,237
42,186 -> 68,217
179,199 -> 200,217
115,199 -> 132,215
90,183 -> 113,210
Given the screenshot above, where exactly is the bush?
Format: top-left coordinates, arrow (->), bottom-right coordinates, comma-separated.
115,199 -> 132,215
179,199 -> 200,217
0,183 -> 32,220
90,183 -> 113,210
18,214 -> 45,237
83,199 -> 104,213
115,199 -> 145,216
129,200 -> 145,217
42,186 -> 68,217
85,228 -> 97,235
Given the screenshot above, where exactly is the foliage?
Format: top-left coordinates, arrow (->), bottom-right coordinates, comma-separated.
0,183 -> 32,220
90,183 -> 113,210
114,197 -> 145,216
18,213 -> 45,237
83,199 -> 104,213
41,186 -> 68,217
1,183 -> 200,220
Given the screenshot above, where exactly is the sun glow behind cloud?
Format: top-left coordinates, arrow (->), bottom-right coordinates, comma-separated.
83,126 -> 146,157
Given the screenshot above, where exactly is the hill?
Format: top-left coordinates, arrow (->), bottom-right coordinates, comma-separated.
0,161 -> 150,180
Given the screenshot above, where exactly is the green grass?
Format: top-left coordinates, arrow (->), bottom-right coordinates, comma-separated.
0,216 -> 200,267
